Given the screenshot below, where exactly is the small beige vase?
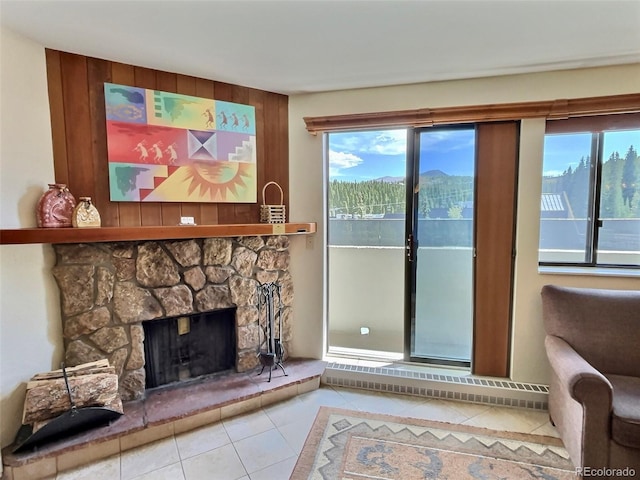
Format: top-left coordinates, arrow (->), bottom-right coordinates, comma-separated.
72,197 -> 101,227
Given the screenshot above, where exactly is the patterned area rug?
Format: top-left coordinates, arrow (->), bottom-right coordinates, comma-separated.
291,406 -> 576,480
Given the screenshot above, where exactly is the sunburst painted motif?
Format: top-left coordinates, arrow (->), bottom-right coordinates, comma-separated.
139,161 -> 256,203
183,161 -> 254,201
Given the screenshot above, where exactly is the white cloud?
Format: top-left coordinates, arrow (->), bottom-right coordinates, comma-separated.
330,129 -> 407,156
421,129 -> 474,152
371,130 -> 407,155
329,149 -> 363,176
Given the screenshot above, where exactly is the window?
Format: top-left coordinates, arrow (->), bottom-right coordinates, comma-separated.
539,115 -> 640,268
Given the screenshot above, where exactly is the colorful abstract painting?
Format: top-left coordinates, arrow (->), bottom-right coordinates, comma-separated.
104,83 -> 256,203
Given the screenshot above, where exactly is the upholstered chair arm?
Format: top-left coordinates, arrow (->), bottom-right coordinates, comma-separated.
545,335 -> 612,469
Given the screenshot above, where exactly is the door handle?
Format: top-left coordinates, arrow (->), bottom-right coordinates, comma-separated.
407,234 -> 414,262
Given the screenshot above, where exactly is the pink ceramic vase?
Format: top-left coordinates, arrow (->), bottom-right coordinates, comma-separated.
36,183 -> 76,228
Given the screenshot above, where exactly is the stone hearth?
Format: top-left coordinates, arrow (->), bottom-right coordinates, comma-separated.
51,235 -> 293,401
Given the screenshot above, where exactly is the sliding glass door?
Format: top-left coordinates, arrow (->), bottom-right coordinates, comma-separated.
326,129 -> 407,357
407,127 -> 476,366
326,126 -> 480,367
326,122 -> 517,373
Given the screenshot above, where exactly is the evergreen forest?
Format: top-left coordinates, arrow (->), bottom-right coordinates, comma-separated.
328,145 -> 638,220
542,145 -> 638,219
328,174 -> 474,218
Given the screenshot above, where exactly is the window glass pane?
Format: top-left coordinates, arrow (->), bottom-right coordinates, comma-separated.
413,128 -> 475,363
328,129 -> 407,246
598,130 -> 640,265
327,129 -> 406,355
539,133 -> 592,263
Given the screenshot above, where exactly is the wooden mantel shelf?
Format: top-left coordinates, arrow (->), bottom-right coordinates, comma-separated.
0,223 -> 316,245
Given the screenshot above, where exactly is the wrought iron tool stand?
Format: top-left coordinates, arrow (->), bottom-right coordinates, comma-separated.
257,282 -> 287,382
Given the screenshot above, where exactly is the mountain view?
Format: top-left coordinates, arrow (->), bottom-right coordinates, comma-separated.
329,171 -> 472,218
330,146 -> 638,220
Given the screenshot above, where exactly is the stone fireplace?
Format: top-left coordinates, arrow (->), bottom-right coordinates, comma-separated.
51,235 -> 293,401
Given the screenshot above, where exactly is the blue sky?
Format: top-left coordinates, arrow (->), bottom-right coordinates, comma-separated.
327,128 -> 476,181
328,129 -> 407,182
543,130 -> 639,177
328,128 -> 638,182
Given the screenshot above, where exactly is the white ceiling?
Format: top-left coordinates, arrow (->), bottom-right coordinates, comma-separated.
1,0 -> 639,95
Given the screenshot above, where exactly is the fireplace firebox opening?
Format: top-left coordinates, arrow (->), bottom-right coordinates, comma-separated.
143,307 -> 237,389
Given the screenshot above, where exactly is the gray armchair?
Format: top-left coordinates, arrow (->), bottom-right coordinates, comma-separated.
542,285 -> 640,477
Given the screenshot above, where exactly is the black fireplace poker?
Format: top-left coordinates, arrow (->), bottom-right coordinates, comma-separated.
256,282 -> 287,382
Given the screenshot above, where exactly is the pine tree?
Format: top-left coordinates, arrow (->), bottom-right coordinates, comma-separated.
600,151 -> 621,218
448,204 -> 463,219
567,157 -> 590,218
621,145 -> 638,209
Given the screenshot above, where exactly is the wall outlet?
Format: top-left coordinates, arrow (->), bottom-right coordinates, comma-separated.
180,216 -> 195,225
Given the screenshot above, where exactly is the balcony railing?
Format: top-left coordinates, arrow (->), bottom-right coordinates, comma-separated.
327,218 -> 638,358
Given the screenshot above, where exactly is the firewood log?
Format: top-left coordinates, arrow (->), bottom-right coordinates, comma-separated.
29,360 -> 111,381
22,372 -> 122,424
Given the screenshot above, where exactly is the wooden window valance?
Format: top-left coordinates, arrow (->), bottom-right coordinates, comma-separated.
546,111 -> 640,134
303,93 -> 640,134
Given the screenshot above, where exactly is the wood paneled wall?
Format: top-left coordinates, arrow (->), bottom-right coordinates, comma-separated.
45,50 -> 289,227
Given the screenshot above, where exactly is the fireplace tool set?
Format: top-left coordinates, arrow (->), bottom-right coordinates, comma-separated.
257,282 -> 287,382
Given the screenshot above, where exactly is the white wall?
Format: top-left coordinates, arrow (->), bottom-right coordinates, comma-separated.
287,125 -> 326,360
0,27 -> 63,448
288,64 -> 640,384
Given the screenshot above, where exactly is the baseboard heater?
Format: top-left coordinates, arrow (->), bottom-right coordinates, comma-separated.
322,362 -> 549,411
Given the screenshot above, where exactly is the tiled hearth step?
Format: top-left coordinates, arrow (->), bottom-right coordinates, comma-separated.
1,358 -> 326,480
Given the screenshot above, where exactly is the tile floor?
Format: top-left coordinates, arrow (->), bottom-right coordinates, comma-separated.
55,384 -> 559,480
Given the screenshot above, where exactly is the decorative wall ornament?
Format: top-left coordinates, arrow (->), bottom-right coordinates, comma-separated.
104,83 -> 257,203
